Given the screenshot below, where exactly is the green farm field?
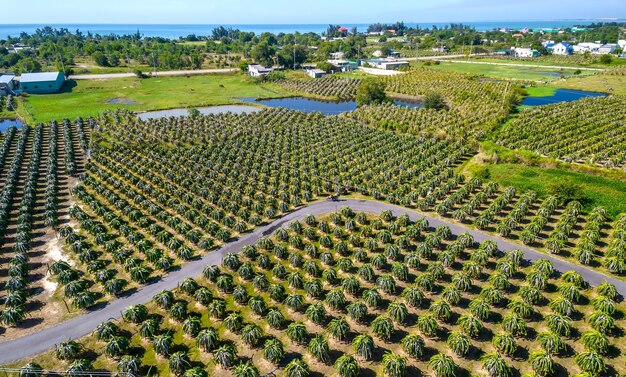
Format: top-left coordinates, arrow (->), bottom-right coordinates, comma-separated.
19,73 -> 290,122
427,61 -> 595,81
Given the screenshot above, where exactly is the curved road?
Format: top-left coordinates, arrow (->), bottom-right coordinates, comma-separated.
1,199 -> 624,364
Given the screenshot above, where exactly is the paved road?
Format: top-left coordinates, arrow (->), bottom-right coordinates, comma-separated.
69,68 -> 239,80
1,199 -> 624,364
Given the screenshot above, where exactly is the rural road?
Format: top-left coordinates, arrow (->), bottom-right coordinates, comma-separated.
1,199 -> 624,364
69,68 -> 239,80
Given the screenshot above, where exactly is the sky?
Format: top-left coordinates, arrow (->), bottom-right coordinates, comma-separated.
8,0 -> 626,24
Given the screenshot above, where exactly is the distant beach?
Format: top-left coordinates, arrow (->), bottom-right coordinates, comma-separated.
2,20 -> 622,39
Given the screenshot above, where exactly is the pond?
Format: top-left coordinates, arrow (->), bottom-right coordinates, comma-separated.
0,118 -> 23,132
237,97 -> 422,116
137,105 -> 260,120
521,89 -> 607,107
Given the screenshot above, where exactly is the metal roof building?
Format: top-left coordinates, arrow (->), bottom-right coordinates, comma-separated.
0,73 -> 16,95
19,71 -> 65,94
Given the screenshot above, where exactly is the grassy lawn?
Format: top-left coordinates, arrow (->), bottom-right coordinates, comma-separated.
20,73 -> 290,122
466,56 -> 626,68
550,74 -> 626,96
427,61 -> 595,81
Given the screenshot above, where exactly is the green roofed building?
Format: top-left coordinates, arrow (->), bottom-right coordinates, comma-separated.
19,72 -> 65,94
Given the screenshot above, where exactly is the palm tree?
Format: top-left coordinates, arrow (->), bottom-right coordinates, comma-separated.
265,308 -> 285,329
537,331 -> 566,355
529,349 -> 554,377
214,344 -> 237,369
241,324 -> 263,347
307,334 -> 330,363
196,328 -> 219,352
481,352 -> 511,377
575,351 -> 606,376
382,352 -> 406,377
104,336 -> 130,359
347,301 -> 368,323
327,317 -> 350,341
263,338 -> 285,364
387,301 -> 409,324
457,314 -> 483,338
417,314 -> 440,337
492,333 -> 517,356
55,340 -> 82,361
94,321 -> 119,341
428,353 -> 457,377
447,331 -> 470,357
233,361 -> 260,377
352,334 -> 375,360
581,331 -> 609,354
169,351 -> 191,375
401,334 -> 425,358
287,322 -> 308,344
20,362 -> 43,377
284,358 -> 310,377
372,315 -> 394,341
122,304 -> 148,323
152,334 -> 173,356
334,354 -> 359,377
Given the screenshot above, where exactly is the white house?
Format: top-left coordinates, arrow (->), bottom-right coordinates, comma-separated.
512,47 -> 540,58
598,44 -> 618,54
573,42 -> 602,54
306,69 -> 325,78
330,51 -> 345,60
248,64 -> 272,77
0,74 -> 16,95
551,42 -> 573,55
619,40 -> 626,50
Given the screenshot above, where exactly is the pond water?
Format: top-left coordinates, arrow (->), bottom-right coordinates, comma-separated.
521,89 -> 607,107
137,105 -> 260,120
0,118 -> 23,132
238,97 -> 422,116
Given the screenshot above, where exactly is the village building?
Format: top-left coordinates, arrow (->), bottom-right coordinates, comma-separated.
248,64 -> 272,77
306,69 -> 326,78
19,71 -> 65,94
0,73 -> 16,96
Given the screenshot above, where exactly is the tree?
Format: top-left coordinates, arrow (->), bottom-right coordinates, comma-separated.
214,344 -> 237,369
196,328 -> 219,352
118,355 -> 142,374
529,349 -> 554,377
492,333 -> 517,356
548,180 -> 585,204
285,358 -> 310,377
428,353 -> 457,377
250,41 -> 275,67
353,334 -> 375,360
233,361 -> 260,377
104,336 -> 129,359
481,352 -> 511,377
169,351 -> 191,375
402,334 -> 425,358
382,352 -> 407,377
263,338 -> 285,364
423,92 -> 446,110
447,331 -> 470,356
372,315 -> 394,341
581,331 -> 609,354
55,340 -> 81,361
356,79 -> 388,107
335,354 -> 359,377
575,351 -> 606,375
308,334 -> 330,363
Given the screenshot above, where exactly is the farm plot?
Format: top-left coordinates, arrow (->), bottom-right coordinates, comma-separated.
276,77 -> 361,100
0,119 -> 87,337
497,96 -> 626,169
15,210 -> 626,377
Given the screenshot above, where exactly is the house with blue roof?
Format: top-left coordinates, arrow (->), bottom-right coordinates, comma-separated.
550,42 -> 573,55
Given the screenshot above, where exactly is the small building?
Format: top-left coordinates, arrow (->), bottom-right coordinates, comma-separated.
431,46 -> 449,53
618,40 -> 626,50
0,73 -> 16,96
598,44 -> 618,54
19,71 -> 65,94
330,51 -> 344,60
573,42 -> 602,54
551,42 -> 573,55
306,69 -> 325,78
512,47 -> 540,58
362,58 -> 409,70
248,64 -> 272,77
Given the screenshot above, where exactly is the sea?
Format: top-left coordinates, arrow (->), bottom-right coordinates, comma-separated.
1,20 -> 623,39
